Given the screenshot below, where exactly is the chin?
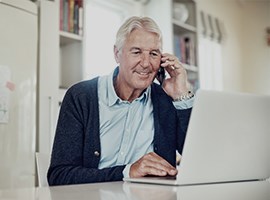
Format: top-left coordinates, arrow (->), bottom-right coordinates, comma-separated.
135,80 -> 152,90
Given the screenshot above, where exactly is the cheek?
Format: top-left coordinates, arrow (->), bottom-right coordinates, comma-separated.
152,60 -> 162,71
121,54 -> 138,66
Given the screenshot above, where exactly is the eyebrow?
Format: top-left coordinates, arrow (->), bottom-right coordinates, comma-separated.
130,47 -> 161,54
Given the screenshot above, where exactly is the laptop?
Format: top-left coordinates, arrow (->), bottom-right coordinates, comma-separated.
124,90 -> 270,185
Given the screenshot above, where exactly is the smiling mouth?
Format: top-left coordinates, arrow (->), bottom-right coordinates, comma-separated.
136,71 -> 151,78
138,72 -> 149,75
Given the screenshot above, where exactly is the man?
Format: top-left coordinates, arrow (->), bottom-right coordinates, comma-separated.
47,16 -> 194,185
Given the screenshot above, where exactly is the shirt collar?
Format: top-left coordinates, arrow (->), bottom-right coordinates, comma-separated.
107,67 -> 151,107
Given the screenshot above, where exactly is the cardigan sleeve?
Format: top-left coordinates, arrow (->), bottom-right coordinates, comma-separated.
48,165 -> 126,185
47,80 -> 126,186
176,108 -> 192,154
151,83 -> 192,165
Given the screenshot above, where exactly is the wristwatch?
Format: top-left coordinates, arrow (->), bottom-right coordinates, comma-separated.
173,90 -> 194,101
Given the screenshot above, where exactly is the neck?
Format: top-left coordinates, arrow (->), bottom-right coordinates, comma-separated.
114,76 -> 143,102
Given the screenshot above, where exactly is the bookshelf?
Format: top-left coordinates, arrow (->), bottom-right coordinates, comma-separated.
58,0 -> 84,89
172,0 -> 199,91
60,31 -> 83,45
144,0 -> 199,91
37,0 -> 84,155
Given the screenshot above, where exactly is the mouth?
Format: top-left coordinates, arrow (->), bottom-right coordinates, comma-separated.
136,71 -> 151,78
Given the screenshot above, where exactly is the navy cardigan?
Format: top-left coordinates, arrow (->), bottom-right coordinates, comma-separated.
47,77 -> 192,185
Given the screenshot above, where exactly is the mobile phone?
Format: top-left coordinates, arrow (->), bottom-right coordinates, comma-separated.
156,67 -> 165,85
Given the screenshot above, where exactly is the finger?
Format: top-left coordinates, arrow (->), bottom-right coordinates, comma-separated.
160,61 -> 178,76
161,53 -> 177,61
142,165 -> 168,176
162,61 -> 186,77
130,153 -> 178,177
160,56 -> 182,69
143,153 -> 178,175
147,152 -> 175,168
136,159 -> 177,177
160,60 -> 175,68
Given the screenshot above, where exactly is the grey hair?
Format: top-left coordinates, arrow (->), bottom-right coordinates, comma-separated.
115,16 -> 163,53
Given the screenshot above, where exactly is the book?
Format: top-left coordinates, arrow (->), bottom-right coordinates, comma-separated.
174,35 -> 181,61
60,0 -> 83,35
73,0 -> 79,34
63,0 -> 69,32
69,0 -> 75,33
175,33 -> 196,66
78,0 -> 83,36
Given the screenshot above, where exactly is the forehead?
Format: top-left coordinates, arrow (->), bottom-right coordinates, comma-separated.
125,29 -> 161,50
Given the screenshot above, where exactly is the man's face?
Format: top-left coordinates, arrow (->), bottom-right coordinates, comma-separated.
114,29 -> 162,91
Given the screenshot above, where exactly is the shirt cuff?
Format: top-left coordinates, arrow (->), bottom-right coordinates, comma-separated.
172,96 -> 195,109
122,164 -> 132,178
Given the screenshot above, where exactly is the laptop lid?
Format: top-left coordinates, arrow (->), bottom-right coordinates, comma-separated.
124,90 -> 270,185
177,89 -> 270,185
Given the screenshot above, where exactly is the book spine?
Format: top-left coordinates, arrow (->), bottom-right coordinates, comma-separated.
69,0 -> 75,33
78,0 -> 83,36
185,37 -> 190,65
180,37 -> 186,64
73,0 -> 79,34
63,0 -> 69,32
61,0 -> 83,35
174,35 -> 181,61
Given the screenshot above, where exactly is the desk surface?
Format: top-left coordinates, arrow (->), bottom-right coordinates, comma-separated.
0,180 -> 269,200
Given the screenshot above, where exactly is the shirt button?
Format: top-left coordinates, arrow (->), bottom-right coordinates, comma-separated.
94,151 -> 100,157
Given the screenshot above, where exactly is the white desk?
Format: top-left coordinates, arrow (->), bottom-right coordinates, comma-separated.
0,180 -> 269,200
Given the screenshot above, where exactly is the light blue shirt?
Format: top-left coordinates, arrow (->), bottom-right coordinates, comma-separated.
98,68 -> 193,177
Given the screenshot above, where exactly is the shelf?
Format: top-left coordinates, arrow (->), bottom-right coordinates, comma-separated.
172,0 -> 199,91
59,31 -> 83,46
172,19 -> 197,33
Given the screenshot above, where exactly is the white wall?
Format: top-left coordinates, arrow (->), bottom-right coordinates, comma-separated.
241,1 -> 270,95
197,0 -> 244,92
143,0 -> 173,53
84,0 -> 143,79
197,0 -> 270,94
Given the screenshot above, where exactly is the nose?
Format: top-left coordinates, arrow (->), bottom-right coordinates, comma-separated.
140,53 -> 150,68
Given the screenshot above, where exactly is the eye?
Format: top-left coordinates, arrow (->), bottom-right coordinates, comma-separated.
150,51 -> 160,58
131,49 -> 141,55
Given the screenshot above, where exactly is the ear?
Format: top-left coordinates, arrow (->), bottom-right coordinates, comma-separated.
114,45 -> 120,63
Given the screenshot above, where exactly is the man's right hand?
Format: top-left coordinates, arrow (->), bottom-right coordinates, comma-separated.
129,152 -> 178,178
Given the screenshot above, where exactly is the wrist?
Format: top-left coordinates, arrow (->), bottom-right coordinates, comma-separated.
173,90 -> 194,102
